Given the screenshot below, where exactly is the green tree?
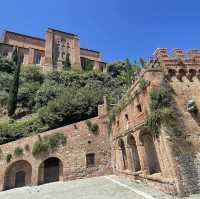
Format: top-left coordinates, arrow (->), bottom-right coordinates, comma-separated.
7,48 -> 23,117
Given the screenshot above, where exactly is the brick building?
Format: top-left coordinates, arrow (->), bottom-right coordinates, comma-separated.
0,28 -> 106,72
1,48 -> 200,197
0,103 -> 112,191
111,48 -> 200,197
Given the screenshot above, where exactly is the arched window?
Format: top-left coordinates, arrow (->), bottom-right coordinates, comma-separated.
4,160 -> 32,190
127,134 -> 141,172
141,133 -> 160,174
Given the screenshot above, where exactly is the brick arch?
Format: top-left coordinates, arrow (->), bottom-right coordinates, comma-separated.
139,130 -> 160,174
177,68 -> 187,81
38,156 -> 63,185
4,160 -> 32,190
167,69 -> 177,81
187,69 -> 197,81
127,134 -> 141,172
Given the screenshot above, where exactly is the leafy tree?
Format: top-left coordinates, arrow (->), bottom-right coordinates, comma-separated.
7,48 -> 23,117
0,56 -> 15,73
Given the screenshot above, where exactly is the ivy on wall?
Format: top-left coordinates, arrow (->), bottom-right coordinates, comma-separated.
145,84 -> 182,137
107,77 -> 150,135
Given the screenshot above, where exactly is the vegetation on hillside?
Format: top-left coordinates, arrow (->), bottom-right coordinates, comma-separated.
0,56 -> 140,144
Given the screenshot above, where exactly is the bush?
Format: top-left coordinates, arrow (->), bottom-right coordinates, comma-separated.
14,147 -> 24,157
139,78 -> 149,90
32,133 -> 66,156
145,87 -> 176,136
6,154 -> 12,163
20,65 -> 44,84
0,116 -> 42,144
0,56 -> 15,73
25,144 -> 30,151
85,120 -> 99,135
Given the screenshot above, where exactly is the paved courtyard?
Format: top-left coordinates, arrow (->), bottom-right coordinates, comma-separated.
0,175 -> 199,199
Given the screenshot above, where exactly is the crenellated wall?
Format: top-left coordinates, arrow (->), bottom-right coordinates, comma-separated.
112,48 -> 200,197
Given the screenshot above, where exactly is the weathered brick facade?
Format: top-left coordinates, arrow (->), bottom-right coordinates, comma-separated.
0,28 -> 106,72
111,48 -> 200,197
0,104 -> 112,191
2,47 -> 200,197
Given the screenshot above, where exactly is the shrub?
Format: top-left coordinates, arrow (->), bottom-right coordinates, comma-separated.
24,144 -> 30,151
145,87 -> 177,136
90,123 -> 99,135
0,116 -> 42,145
85,120 -> 99,135
14,147 -> 24,157
32,140 -> 49,155
32,133 -> 66,156
6,154 -> 12,163
139,78 -> 149,90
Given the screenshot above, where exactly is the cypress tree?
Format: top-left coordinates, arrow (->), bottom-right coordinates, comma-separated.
7,48 -> 23,117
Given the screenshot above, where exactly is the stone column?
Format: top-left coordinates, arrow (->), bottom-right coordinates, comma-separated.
115,148 -> 124,171
137,144 -> 149,174
31,164 -> 40,186
126,146 -> 134,172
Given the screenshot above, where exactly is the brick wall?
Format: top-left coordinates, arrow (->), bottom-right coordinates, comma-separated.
0,116 -> 112,191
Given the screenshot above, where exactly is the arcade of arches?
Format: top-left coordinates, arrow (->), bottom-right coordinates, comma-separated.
3,157 -> 63,190
114,130 -> 161,176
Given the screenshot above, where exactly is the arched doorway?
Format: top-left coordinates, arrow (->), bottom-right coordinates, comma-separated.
127,134 -> 141,172
38,157 -> 63,185
118,139 -> 128,170
4,160 -> 32,190
141,133 -> 160,174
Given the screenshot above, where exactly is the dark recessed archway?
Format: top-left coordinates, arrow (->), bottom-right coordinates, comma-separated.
141,132 -> 160,174
4,160 -> 32,190
38,157 -> 63,185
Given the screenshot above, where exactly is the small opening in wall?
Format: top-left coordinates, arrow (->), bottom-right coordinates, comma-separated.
88,140 -> 91,144
74,124 -> 78,129
117,120 -> 119,126
125,114 -> 129,121
136,104 -> 142,112
86,153 -> 95,167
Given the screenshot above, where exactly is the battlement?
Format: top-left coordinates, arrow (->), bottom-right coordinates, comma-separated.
153,48 -> 200,66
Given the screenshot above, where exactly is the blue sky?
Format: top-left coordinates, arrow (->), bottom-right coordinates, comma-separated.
0,0 -> 200,63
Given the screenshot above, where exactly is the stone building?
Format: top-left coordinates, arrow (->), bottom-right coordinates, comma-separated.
0,103 -> 112,191
2,47 -> 200,197
0,28 -> 106,72
111,48 -> 200,197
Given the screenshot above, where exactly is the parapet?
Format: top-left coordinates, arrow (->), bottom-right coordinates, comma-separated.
154,48 -> 200,61
150,48 -> 200,69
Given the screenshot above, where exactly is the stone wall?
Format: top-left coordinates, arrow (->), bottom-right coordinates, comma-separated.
177,153 -> 200,194
0,115 -> 112,191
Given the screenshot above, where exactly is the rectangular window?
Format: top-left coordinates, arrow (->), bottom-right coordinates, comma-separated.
86,153 -> 95,167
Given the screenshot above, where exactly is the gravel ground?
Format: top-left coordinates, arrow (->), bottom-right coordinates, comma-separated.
0,175 -> 199,199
